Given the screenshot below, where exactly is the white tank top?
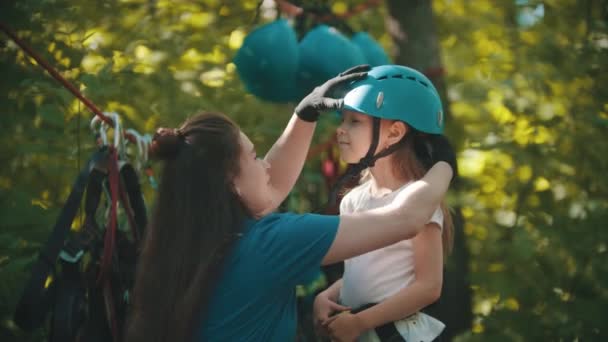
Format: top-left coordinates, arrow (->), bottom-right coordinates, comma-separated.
339,180 -> 446,341
339,180 -> 444,308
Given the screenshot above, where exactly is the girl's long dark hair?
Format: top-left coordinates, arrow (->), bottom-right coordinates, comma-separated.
391,128 -> 455,257
125,112 -> 247,342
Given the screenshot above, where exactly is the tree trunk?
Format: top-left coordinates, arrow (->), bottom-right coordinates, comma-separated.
384,1 -> 473,340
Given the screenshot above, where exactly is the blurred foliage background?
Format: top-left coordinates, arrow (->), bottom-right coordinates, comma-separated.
1,0 -> 607,341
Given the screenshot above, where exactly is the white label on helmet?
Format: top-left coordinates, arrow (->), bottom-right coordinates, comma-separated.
438,110 -> 444,126
376,91 -> 384,109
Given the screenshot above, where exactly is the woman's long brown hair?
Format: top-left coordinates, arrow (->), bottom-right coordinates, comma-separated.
125,112 -> 247,342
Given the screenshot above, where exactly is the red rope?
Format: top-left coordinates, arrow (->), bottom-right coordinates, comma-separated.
0,21 -> 112,126
326,0 -> 382,20
276,0 -> 382,21
98,147 -> 119,284
0,21 -> 140,144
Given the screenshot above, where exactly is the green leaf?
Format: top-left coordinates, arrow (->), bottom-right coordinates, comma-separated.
38,104 -> 65,127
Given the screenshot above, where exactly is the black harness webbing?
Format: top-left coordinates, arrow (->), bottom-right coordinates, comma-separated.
14,148 -> 148,342
13,147 -> 108,331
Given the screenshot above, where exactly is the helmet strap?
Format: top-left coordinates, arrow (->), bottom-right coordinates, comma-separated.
326,118 -> 380,207
370,131 -> 413,162
358,117 -> 382,168
359,118 -> 415,168
327,118 -> 400,207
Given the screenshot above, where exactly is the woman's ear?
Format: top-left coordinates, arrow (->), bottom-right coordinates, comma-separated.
386,121 -> 408,146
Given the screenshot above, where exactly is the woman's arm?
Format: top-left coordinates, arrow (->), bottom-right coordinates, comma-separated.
354,223 -> 444,330
263,66 -> 370,208
322,161 -> 452,265
264,115 -> 316,208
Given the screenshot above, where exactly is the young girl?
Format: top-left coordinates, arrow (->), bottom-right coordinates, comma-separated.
313,65 -> 456,342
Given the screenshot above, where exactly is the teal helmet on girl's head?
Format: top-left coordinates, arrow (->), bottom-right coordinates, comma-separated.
329,65 -> 455,206
342,65 -> 445,134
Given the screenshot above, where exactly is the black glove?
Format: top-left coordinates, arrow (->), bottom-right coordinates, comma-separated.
414,134 -> 458,180
295,64 -> 371,122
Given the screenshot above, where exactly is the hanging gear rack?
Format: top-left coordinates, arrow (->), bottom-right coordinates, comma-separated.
2,20 -> 152,342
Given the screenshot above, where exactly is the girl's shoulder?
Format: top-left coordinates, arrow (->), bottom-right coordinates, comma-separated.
342,180 -> 372,202
340,181 -> 373,214
395,180 -> 415,192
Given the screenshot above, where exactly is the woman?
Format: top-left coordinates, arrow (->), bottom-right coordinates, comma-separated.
125,66 -> 454,341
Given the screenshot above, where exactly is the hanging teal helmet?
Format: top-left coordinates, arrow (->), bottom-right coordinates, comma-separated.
233,19 -> 300,102
297,25 -> 367,98
351,32 -> 391,67
343,64 -> 444,134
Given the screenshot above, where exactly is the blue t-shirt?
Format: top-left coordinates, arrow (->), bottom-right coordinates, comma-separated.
194,212 -> 339,341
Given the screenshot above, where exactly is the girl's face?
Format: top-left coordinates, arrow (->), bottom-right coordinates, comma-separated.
232,131 -> 274,217
336,110 -> 407,164
336,110 -> 376,163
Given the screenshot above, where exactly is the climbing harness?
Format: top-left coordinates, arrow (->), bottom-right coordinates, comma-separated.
2,22 -> 151,342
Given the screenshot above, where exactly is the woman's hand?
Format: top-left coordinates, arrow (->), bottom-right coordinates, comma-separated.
414,134 -> 458,180
313,291 -> 350,337
324,311 -> 366,342
295,64 -> 370,122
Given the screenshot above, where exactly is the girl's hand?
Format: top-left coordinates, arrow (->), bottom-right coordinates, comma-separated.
313,292 -> 350,337
324,311 -> 366,342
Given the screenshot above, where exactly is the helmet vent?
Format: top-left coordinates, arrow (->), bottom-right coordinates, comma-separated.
377,75 -> 388,80
391,74 -> 403,79
405,75 -> 429,88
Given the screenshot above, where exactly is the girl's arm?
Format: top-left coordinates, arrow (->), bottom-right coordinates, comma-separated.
314,279 -> 347,330
355,223 -> 444,330
321,278 -> 343,301
322,162 -> 452,265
